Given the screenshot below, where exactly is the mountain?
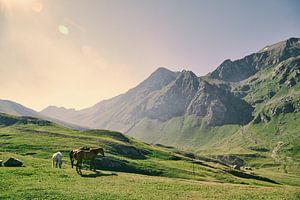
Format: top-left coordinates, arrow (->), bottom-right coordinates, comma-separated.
0,99 -> 43,118
41,106 -> 78,124
41,69 -> 253,130
209,37 -> 300,82
0,99 -> 84,130
41,38 -> 300,157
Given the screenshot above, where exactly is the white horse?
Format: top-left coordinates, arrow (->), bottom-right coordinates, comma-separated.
52,152 -> 63,168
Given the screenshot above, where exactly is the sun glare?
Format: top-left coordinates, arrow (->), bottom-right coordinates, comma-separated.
0,0 -> 43,12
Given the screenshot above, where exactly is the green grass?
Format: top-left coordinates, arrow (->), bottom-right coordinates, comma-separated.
0,120 -> 267,184
1,113 -> 300,199
1,152 -> 300,200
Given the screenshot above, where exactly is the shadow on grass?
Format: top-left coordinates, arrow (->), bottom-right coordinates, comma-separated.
80,170 -> 118,178
224,169 -> 279,184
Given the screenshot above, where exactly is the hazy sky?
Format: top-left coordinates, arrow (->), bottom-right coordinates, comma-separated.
0,0 -> 299,111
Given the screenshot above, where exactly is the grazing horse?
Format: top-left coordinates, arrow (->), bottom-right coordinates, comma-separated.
69,147 -> 90,168
73,148 -> 105,174
52,152 -> 63,168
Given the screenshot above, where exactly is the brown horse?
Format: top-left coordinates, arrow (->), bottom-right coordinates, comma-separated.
73,148 -> 105,174
69,147 -> 90,168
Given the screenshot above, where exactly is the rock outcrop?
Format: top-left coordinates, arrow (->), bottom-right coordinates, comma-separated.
4,157 -> 23,167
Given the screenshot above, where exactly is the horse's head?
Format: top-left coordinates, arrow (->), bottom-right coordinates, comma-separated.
96,148 -> 105,157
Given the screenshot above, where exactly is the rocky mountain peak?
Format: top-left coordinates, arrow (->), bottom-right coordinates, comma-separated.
134,67 -> 178,93
209,37 -> 300,82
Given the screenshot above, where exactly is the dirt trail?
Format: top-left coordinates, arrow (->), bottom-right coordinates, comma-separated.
271,141 -> 284,160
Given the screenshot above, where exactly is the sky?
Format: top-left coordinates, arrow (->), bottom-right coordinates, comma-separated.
0,0 -> 299,111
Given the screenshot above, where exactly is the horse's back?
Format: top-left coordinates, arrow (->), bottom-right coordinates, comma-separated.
52,152 -> 63,159
76,150 -> 95,160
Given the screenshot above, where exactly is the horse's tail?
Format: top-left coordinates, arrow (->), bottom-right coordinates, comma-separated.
69,150 -> 74,168
52,158 -> 55,168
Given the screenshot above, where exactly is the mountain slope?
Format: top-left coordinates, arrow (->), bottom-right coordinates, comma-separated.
40,38 -> 300,158
41,69 -> 253,130
0,99 -> 43,118
209,37 -> 300,82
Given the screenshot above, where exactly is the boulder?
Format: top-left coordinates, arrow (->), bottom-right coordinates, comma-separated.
233,165 -> 240,170
4,157 -> 23,167
216,155 -> 244,167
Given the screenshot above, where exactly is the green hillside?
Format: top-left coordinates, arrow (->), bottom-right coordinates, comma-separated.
1,113 -> 299,199
38,38 -> 300,164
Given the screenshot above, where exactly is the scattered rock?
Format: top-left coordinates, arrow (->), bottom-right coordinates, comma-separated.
233,165 -> 240,170
286,78 -> 296,88
249,147 -> 269,152
253,99 -> 264,104
267,90 -> 276,99
3,157 -> 23,167
272,102 -> 294,115
216,155 -> 244,167
240,85 -> 250,91
273,63 -> 285,77
253,113 -> 270,123
260,113 -> 270,123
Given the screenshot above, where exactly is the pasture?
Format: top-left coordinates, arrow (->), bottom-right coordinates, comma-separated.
0,113 -> 299,199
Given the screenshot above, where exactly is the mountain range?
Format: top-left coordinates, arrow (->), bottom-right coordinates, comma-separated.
0,99 -> 84,130
2,37 -> 300,157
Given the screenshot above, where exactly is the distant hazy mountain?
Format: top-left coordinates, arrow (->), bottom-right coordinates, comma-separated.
41,106 -> 78,124
41,37 -> 300,152
0,100 -> 43,118
0,99 -> 84,130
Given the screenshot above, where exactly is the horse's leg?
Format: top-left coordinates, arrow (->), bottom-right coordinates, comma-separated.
89,159 -> 93,171
92,158 -> 96,172
76,160 -> 80,174
75,159 -> 78,173
69,151 -> 74,168
76,159 -> 82,175
79,160 -> 82,175
59,160 -> 62,168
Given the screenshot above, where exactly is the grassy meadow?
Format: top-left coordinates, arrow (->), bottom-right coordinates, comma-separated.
0,113 -> 300,199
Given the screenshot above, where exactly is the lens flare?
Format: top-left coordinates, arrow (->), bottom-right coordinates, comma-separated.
0,0 -> 43,12
58,25 -> 69,35
32,2 -> 43,12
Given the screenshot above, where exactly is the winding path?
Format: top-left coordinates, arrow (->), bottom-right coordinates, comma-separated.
271,141 -> 284,160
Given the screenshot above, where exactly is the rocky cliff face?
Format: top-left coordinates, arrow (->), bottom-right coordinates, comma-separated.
141,70 -> 200,121
209,38 -> 300,82
187,81 -> 253,126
